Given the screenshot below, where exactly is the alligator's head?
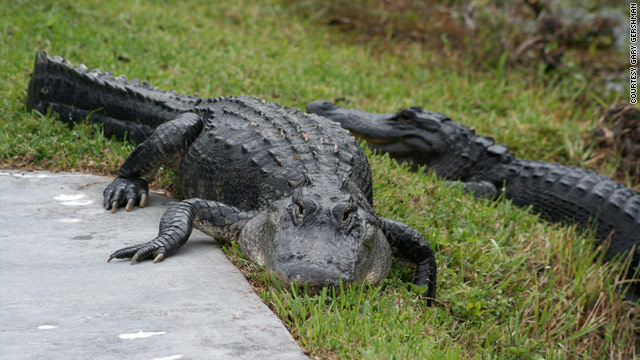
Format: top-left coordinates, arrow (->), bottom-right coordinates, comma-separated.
307,100 -> 454,166
238,185 -> 391,291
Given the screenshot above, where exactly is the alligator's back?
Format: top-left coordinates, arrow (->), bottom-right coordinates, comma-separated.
27,51 -> 195,143
179,96 -> 374,210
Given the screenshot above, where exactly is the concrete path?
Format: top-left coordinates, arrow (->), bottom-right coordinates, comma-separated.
0,170 -> 307,360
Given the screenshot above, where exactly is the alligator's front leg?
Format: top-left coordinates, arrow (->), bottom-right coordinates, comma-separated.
109,198 -> 253,264
378,217 -> 437,305
104,112 -> 203,212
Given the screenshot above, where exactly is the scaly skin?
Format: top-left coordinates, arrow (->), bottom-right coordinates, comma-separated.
25,52 -> 437,303
307,100 -> 640,298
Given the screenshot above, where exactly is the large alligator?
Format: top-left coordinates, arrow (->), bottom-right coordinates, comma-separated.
307,100 -> 640,295
25,52 -> 437,302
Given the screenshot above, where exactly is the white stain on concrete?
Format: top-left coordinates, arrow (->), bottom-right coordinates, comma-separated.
152,355 -> 183,360
59,218 -> 82,223
55,194 -> 85,201
38,325 -> 57,330
62,200 -> 93,206
55,194 -> 93,206
1,172 -> 52,178
119,331 -> 167,339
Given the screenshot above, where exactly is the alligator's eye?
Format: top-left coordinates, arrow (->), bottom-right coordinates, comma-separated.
341,205 -> 358,229
398,109 -> 416,121
396,107 -> 443,132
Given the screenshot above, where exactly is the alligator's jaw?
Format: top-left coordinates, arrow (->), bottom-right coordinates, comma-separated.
307,100 -> 452,166
307,100 -> 400,141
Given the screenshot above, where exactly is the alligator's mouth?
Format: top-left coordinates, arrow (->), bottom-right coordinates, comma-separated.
352,132 -> 441,162
268,269 -> 352,296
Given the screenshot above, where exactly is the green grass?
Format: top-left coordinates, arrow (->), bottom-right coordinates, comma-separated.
1,1 -> 637,358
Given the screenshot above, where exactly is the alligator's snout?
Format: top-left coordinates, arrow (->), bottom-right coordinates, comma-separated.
274,261 -> 352,287
306,100 -> 338,116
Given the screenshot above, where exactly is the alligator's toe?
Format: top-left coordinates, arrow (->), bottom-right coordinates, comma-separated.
108,244 -> 140,262
103,177 -> 149,212
125,198 -> 135,212
139,192 -> 148,208
153,253 -> 165,263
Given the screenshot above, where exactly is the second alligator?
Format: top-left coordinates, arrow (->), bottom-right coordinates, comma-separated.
307,100 -> 640,292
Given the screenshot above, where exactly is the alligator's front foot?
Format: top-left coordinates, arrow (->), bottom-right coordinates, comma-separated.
103,177 -> 149,213
108,236 -> 174,264
108,224 -> 189,264
108,200 -> 196,264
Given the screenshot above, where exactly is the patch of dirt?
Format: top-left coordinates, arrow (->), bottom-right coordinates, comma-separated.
589,102 -> 640,188
292,0 -> 624,76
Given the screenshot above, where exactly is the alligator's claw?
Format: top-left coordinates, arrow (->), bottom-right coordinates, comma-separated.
103,177 -> 149,212
139,193 -> 148,208
108,238 -> 169,264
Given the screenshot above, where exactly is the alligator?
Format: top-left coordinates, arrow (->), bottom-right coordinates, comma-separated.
307,100 -> 640,296
25,51 -> 437,302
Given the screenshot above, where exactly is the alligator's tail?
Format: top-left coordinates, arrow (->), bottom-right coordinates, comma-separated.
505,159 -> 640,294
26,51 -> 197,144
